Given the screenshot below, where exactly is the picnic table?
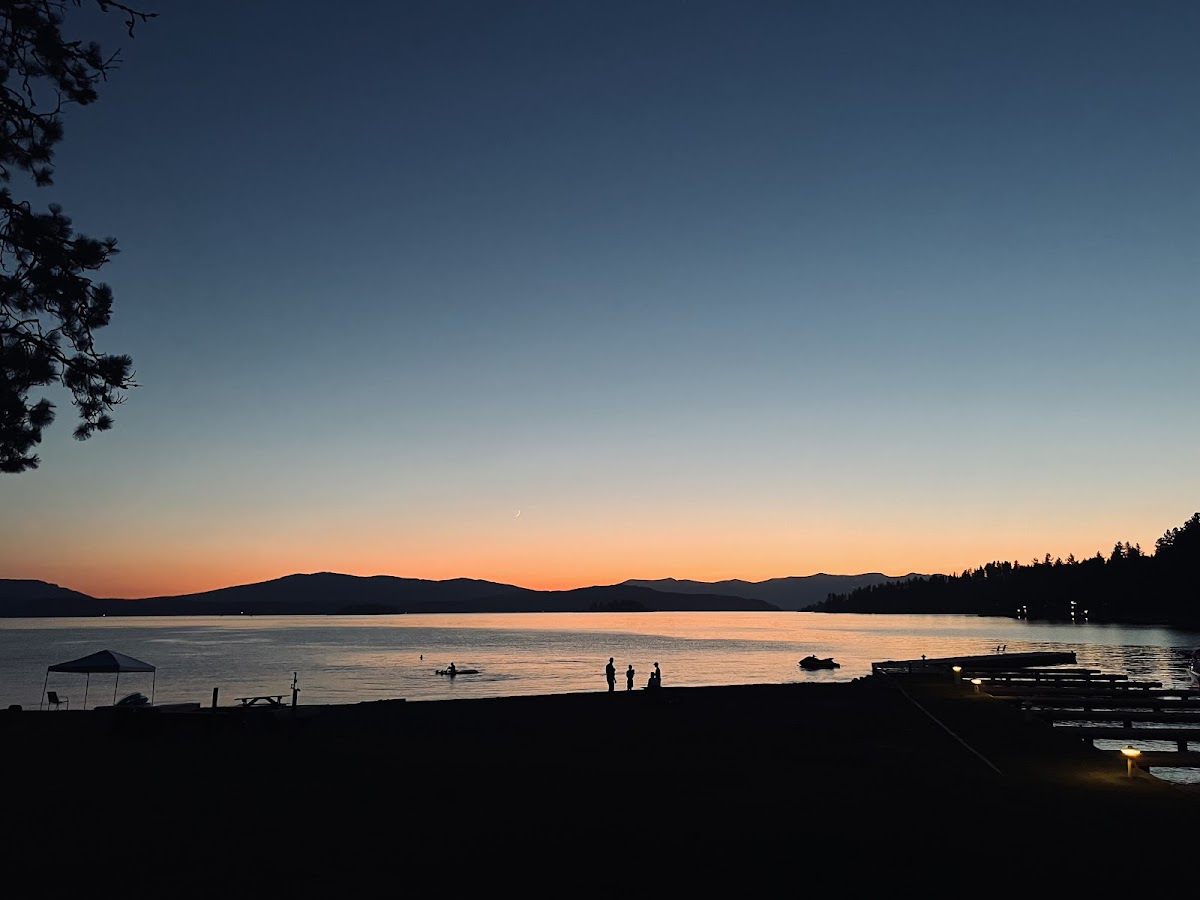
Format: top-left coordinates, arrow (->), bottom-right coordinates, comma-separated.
235,695 -> 286,707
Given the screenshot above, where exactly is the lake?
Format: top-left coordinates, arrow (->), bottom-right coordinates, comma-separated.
8,611 -> 1200,783
5,610 -> 1198,706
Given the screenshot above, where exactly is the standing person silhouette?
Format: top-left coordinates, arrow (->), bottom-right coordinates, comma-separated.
605,657 -> 616,692
626,664 -> 635,691
653,661 -> 661,687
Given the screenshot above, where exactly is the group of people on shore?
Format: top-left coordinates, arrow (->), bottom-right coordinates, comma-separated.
605,657 -> 661,692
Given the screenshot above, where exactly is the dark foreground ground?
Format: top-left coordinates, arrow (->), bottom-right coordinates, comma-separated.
5,674 -> 1196,893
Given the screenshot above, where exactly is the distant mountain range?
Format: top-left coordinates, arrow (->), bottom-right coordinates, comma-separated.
0,573 -> 787,616
623,574 -> 925,611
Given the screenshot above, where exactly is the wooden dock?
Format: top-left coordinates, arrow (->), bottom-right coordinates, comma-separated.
945,660 -> 1200,775
873,651 -> 1200,776
961,668 -> 1127,682
1050,725 -> 1200,752
1032,709 -> 1200,725
1113,750 -> 1200,771
872,650 -> 1076,674
977,680 -> 1170,695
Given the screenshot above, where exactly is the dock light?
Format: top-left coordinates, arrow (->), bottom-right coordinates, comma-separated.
1121,745 -> 1142,778
952,665 -> 962,682
971,677 -> 983,694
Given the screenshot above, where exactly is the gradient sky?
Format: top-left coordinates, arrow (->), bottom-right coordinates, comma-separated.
1,1 -> 1197,598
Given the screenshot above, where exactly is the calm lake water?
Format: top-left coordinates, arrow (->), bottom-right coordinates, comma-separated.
7,612 -> 1200,785
5,611 -> 1198,707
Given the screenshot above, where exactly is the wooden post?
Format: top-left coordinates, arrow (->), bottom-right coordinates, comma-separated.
291,672 -> 299,708
211,687 -> 218,709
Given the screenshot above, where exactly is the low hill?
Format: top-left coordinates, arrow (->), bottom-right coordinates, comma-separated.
0,579 -> 128,616
0,574 -> 777,616
132,572 -> 532,614
623,574 -> 928,611
487,584 -> 778,613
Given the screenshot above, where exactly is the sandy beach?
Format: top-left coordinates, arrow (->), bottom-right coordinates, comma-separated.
6,674 -> 1195,892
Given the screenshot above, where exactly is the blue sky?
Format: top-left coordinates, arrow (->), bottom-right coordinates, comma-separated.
2,1 -> 1197,597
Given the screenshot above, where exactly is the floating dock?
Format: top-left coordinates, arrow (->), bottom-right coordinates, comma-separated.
871,650 -> 1076,675
922,657 -> 1200,775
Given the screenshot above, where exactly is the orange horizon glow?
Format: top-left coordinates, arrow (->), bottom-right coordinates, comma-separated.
2,2 -> 1197,618
6,514 -> 1177,600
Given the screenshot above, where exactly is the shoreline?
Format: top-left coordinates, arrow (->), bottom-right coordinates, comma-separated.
7,675 -> 1196,887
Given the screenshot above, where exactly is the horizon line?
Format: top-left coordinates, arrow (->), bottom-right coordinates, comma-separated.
9,569 -> 934,601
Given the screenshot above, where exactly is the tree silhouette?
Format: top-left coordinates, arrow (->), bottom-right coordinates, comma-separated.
808,512 -> 1200,626
0,1 -> 154,473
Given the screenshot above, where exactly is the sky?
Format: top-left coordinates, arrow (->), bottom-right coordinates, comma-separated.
1,1 -> 1197,599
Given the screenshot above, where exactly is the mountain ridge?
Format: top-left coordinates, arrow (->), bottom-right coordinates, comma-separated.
0,574 -> 782,616
623,573 -> 927,611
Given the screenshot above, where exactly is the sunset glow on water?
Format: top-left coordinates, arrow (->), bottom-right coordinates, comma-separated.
5,611 -> 1194,706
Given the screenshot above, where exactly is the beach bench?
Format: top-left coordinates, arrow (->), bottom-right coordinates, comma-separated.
235,695 -> 286,707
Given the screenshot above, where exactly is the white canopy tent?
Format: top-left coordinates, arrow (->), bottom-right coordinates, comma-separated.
42,650 -> 156,710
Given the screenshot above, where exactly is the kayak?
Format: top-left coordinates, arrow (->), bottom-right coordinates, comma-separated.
436,668 -> 480,676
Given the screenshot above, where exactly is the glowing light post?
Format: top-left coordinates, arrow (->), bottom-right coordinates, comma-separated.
1121,745 -> 1141,778
952,665 -> 962,684
971,678 -> 983,695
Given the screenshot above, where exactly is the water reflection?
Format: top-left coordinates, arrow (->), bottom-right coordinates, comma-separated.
8,612 -> 1200,783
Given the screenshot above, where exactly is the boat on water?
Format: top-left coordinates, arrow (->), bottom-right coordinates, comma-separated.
436,668 -> 480,677
799,655 -> 840,670
1188,650 -> 1200,688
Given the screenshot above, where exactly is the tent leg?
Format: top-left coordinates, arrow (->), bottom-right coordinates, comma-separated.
84,674 -> 90,710
151,672 -> 156,705
41,670 -> 49,711
114,672 -> 120,705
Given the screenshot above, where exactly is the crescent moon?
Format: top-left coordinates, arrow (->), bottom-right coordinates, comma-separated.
514,509 -> 521,518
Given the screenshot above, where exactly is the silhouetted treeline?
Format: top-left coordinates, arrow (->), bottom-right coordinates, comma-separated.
808,513 -> 1200,626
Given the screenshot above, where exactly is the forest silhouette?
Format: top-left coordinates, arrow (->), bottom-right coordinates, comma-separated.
809,513 -> 1200,626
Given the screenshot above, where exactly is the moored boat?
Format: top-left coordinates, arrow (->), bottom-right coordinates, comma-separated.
799,655 -> 840,670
